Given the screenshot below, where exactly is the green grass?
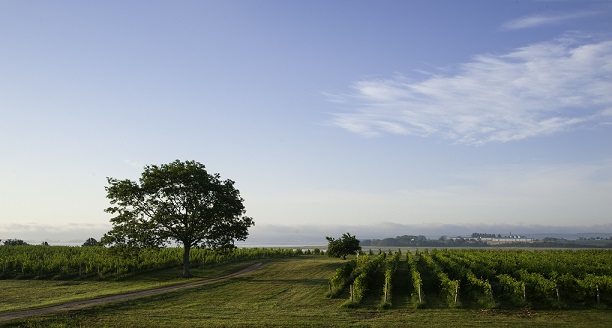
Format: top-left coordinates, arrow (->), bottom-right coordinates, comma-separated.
2,257 -> 612,327
0,261 -> 258,312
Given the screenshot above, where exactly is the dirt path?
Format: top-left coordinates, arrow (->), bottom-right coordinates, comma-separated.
0,262 -> 267,323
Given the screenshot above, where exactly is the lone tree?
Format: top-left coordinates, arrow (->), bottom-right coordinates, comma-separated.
82,237 -> 99,247
326,233 -> 361,260
102,160 -> 254,278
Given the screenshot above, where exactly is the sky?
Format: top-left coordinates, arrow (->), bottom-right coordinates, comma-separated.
1,0 -> 612,245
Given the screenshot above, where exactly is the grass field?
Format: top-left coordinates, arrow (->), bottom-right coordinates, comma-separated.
0,261 -> 257,313
2,256 -> 612,327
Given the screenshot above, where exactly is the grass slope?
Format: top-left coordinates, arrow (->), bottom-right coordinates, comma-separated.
0,261 -> 258,312
2,256 -> 612,327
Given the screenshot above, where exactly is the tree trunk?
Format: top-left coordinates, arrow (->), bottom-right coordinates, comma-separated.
182,244 -> 192,278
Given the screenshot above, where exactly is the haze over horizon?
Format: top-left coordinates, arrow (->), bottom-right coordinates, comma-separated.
2,1 -> 612,245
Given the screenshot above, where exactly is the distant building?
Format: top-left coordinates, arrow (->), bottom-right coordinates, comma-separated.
449,235 -> 534,243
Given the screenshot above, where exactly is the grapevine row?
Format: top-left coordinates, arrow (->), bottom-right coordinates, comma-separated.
0,245 -> 313,279
381,251 -> 401,308
329,249 -> 612,309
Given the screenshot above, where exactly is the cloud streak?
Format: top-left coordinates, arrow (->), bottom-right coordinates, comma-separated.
501,11 -> 599,30
329,38 -> 612,144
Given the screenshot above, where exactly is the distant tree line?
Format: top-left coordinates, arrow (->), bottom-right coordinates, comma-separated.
2,239 -> 29,246
0,238 -> 103,247
498,238 -> 612,248
360,234 -> 612,248
360,235 -> 489,247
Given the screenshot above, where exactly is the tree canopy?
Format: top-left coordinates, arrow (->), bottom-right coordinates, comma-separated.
3,239 -> 29,246
102,160 -> 254,277
326,233 -> 361,260
82,237 -> 99,247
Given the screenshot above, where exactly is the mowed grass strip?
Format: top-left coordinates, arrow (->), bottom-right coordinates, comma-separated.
0,260 -> 260,313
4,256 -> 612,327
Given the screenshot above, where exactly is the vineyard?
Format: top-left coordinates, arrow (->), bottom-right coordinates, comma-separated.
3,246 -> 612,311
0,245 -> 311,279
328,249 -> 612,309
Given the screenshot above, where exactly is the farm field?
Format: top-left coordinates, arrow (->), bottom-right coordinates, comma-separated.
0,245 -> 301,280
0,260 -> 259,313
1,250 -> 612,327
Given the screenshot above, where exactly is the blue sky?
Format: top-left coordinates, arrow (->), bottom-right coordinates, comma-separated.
1,1 -> 612,244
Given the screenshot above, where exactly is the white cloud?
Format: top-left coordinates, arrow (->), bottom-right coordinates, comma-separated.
501,11 -> 599,30
329,38 -> 612,144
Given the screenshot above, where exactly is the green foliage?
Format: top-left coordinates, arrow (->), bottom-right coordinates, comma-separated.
431,249 -> 612,307
516,269 -> 557,304
0,245 -> 308,279
407,252 -> 424,306
102,160 -> 254,277
432,250 -> 496,308
347,254 -> 385,306
497,274 -> 526,306
466,271 -> 496,307
420,252 -> 461,307
380,252 -> 401,308
82,238 -> 99,247
6,257 -> 612,327
3,239 -> 29,246
325,233 -> 361,260
328,259 -> 357,297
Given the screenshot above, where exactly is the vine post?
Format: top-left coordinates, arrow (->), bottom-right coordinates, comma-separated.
454,284 -> 459,304
419,283 -> 423,303
384,281 -> 388,303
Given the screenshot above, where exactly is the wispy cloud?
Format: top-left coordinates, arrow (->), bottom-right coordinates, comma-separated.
329,38 -> 612,144
501,11 -> 599,30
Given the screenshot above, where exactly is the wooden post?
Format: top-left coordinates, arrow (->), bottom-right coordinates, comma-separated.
596,284 -> 600,305
328,281 -> 332,293
556,285 -> 561,303
454,284 -> 459,303
419,283 -> 423,303
385,281 -> 389,303
384,281 -> 387,303
489,283 -> 494,302
523,284 -> 526,302
350,284 -> 354,303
